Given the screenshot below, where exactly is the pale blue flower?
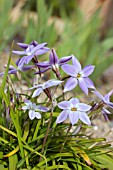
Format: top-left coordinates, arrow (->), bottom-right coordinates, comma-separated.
22,100 -> 49,120
62,55 -> 95,95
29,79 -> 63,98
56,98 -> 91,125
12,41 -> 49,68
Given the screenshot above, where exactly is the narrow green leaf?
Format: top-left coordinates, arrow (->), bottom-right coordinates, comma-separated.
9,154 -> 18,170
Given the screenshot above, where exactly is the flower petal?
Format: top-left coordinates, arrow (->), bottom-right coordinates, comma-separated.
18,56 -> 27,68
30,40 -> 39,46
78,78 -> 88,95
62,64 -> 77,77
35,67 -> 51,74
69,98 -> 79,106
29,110 -> 36,120
24,54 -> 34,64
92,90 -> 105,101
34,42 -> 47,50
63,77 -> 78,92
8,69 -> 17,74
72,55 -> 81,71
84,77 -> 95,89
82,65 -> 95,77
77,103 -> 91,111
32,88 -> 43,97
44,79 -> 63,89
12,50 -> 27,55
21,65 -> 34,71
58,101 -> 71,109
22,106 -> 28,110
35,112 -> 42,119
102,108 -> 111,115
49,49 -> 59,65
79,112 -> 91,125
35,48 -> 49,56
104,89 -> 113,102
17,42 -> 28,49
36,105 -> 49,112
107,102 -> 113,109
36,61 -> 50,68
56,110 -> 68,124
59,56 -> 72,65
69,111 -> 79,125
24,100 -> 32,105
0,72 -> 4,77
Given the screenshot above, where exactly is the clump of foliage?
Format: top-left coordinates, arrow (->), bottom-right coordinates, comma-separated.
0,40 -> 113,170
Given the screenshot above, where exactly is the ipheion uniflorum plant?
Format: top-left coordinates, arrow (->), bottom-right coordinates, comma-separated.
0,40 -> 113,169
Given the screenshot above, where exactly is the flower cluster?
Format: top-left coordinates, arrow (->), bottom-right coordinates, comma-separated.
1,40 -> 113,126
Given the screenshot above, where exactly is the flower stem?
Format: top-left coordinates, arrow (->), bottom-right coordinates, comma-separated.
60,124 -> 72,153
39,111 -> 53,162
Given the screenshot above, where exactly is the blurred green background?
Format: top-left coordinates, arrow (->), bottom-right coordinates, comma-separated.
1,0 -> 113,81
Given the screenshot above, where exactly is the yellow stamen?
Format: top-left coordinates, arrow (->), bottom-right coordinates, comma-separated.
77,73 -> 81,78
71,107 -> 77,111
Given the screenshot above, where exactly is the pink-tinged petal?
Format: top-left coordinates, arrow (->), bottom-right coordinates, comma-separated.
76,103 -> 91,111
12,50 -> 27,55
62,64 -> 78,77
72,55 -> 81,71
63,77 -> 78,92
36,105 -> 49,112
69,98 -> 79,106
56,110 -> 69,124
69,111 -> 79,125
82,65 -> 95,77
79,112 -> 91,125
84,77 -> 95,89
29,110 -> 36,120
49,49 -> 59,65
104,89 -> 113,102
17,43 -> 28,49
107,102 -> 113,109
36,61 -> 50,68
44,79 -> 63,89
32,88 -> 43,97
35,112 -> 42,119
22,106 -> 28,110
78,78 -> 88,95
59,56 -> 72,65
58,101 -> 71,109
92,90 -> 105,101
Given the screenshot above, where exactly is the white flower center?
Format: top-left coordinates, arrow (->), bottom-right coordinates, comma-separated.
27,52 -> 32,56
